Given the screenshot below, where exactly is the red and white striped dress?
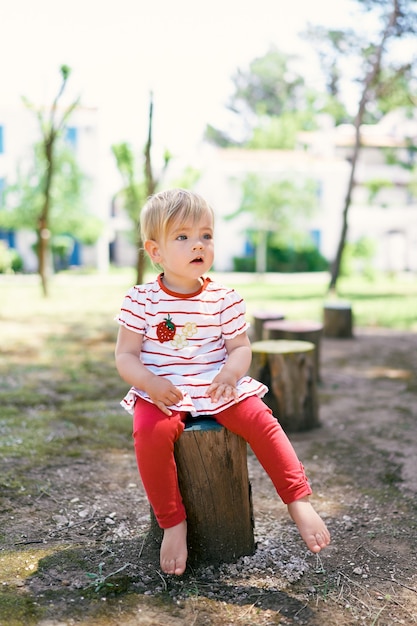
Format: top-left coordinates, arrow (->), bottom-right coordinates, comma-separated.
116,273 -> 267,416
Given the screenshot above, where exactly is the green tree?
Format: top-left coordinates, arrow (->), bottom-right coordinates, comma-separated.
205,47 -> 322,148
111,142 -> 147,284
228,173 -> 318,273
363,177 -> 393,204
229,47 -> 305,118
112,92 -> 170,284
3,141 -> 99,240
312,0 -> 417,292
0,66 -> 101,294
28,65 -> 78,296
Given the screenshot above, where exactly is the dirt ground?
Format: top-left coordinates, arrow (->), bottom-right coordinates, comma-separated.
1,328 -> 417,625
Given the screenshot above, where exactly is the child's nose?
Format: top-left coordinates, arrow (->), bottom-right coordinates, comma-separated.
192,240 -> 203,250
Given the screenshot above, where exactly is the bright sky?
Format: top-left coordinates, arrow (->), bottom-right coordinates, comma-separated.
2,0 -> 362,156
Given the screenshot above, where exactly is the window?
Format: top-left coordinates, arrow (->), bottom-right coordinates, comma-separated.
309,229 -> 321,249
65,126 -> 78,149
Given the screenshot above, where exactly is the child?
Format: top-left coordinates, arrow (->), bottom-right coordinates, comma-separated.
115,188 -> 330,576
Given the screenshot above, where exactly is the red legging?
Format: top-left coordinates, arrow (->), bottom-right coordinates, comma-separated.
133,395 -> 312,529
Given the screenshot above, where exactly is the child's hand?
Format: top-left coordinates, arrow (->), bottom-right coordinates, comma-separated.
206,373 -> 239,403
146,377 -> 183,416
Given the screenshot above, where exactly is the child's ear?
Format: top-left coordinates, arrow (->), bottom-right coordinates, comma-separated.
144,239 -> 161,263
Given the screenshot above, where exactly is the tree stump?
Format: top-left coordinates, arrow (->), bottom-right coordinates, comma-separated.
323,301 -> 353,338
250,340 -> 319,432
148,417 -> 255,568
263,319 -> 323,381
252,310 -> 285,342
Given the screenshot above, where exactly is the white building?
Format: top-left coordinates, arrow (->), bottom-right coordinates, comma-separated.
191,146 -> 349,270
298,109 -> 417,273
2,103 -> 417,274
111,109 -> 417,274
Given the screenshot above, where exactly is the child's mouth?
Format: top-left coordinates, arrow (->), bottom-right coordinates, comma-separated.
191,257 -> 203,264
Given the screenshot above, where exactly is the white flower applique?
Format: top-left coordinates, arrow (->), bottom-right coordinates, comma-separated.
171,333 -> 188,349
182,322 -> 197,337
171,322 -> 198,348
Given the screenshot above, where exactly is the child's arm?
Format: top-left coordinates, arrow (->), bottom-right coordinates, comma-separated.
206,332 -> 252,403
115,325 -> 183,416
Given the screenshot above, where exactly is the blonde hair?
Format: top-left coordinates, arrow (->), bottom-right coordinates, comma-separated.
140,188 -> 214,242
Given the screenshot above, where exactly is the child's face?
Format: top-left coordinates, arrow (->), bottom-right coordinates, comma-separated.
147,210 -> 215,290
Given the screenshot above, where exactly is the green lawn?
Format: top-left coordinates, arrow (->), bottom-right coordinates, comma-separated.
228,271 -> 417,330
1,268 -> 416,331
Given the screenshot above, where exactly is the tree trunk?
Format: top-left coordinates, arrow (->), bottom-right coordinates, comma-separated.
323,302 -> 353,338
33,67 -> 75,297
262,320 -> 323,381
250,340 -> 319,432
252,310 -> 285,342
135,244 -> 146,286
256,229 -> 267,273
136,92 -> 157,285
38,137 -> 55,298
147,418 -> 255,568
328,1 -> 400,293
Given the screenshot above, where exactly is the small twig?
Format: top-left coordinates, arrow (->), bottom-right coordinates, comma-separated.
352,542 -> 379,557
155,569 -> 168,591
314,552 -> 326,573
237,602 -> 258,620
370,605 -> 386,626
35,488 -> 60,503
14,539 -> 45,545
362,545 -> 379,558
294,603 -> 309,619
337,571 -> 370,593
138,535 -> 146,559
48,514 -> 107,535
349,592 -> 373,612
372,574 -> 417,594
99,546 -> 115,557
106,562 -> 132,577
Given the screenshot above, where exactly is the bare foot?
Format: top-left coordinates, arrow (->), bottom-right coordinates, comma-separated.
160,520 -> 188,575
288,497 -> 330,553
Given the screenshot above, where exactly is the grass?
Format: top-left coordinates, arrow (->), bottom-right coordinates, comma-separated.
0,271 -> 135,495
1,267 -> 416,330
225,271 -> 417,330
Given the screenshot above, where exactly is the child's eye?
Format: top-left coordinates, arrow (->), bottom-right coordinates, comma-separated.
203,233 -> 212,240
176,235 -> 187,241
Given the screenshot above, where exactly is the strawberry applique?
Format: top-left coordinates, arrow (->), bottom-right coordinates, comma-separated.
156,315 -> 176,343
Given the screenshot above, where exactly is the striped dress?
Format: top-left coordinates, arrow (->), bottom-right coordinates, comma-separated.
116,273 -> 267,416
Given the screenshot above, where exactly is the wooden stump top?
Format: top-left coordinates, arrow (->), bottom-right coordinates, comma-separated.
252,310 -> 285,321
251,339 -> 315,355
323,300 -> 353,338
324,300 -> 352,310
251,310 -> 286,342
263,320 -> 323,333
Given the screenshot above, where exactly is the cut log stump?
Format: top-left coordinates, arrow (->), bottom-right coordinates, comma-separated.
323,301 -> 353,338
148,417 -> 255,568
263,319 -> 323,381
250,340 -> 319,432
252,310 -> 285,342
